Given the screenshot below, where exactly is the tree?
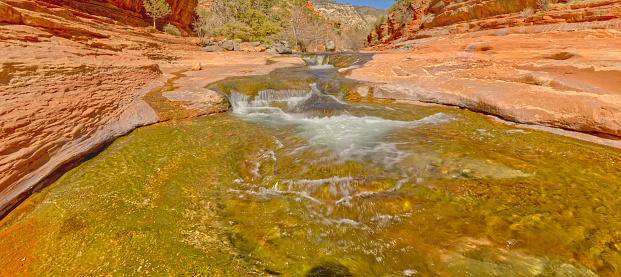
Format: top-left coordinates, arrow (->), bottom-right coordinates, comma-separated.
143,0 -> 172,29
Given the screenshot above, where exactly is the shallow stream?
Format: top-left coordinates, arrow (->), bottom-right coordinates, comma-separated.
1,54 -> 621,276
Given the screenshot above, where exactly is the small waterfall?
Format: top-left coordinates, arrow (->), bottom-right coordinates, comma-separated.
228,84 -> 454,166
303,55 -> 335,69
229,88 -> 311,113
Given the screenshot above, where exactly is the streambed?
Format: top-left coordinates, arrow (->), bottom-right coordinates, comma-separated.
1,54 -> 620,276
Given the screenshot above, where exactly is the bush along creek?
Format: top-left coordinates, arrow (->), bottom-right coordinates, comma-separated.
2,54 -> 621,276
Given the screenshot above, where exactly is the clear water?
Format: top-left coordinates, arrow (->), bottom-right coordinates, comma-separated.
207,55 -> 621,276
1,54 -> 621,276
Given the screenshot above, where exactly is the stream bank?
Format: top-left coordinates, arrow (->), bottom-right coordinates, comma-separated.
2,54 -> 621,276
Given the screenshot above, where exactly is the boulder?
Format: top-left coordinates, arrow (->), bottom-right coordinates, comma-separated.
265,48 -> 279,54
254,46 -> 267,52
326,40 -> 337,52
222,40 -> 236,51
271,46 -> 292,54
201,39 -> 216,46
222,40 -> 241,51
278,46 -> 293,54
202,45 -> 224,52
245,42 -> 261,47
240,45 -> 255,52
276,40 -> 290,47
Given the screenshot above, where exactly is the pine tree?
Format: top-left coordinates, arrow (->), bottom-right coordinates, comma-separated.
143,0 -> 172,29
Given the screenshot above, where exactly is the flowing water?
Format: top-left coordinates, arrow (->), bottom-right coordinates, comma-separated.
2,54 -> 621,276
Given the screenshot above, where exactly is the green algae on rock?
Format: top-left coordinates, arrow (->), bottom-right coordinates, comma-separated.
2,53 -> 621,277
0,116 -> 258,276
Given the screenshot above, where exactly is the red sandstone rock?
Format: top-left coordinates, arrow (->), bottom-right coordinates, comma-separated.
0,0 -> 306,216
0,2 -> 22,24
352,27 -> 621,137
369,0 -> 621,46
240,45 -> 255,52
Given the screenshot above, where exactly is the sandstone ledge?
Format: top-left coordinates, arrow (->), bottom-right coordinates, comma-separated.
349,27 -> 621,145
0,0 -> 306,216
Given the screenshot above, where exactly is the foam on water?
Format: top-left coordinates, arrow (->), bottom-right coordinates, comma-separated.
229,84 -> 453,165
302,55 -> 335,70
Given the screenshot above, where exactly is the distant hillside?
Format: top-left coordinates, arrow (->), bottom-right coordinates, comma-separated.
311,0 -> 387,30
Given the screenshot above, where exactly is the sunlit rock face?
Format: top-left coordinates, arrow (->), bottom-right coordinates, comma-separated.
38,0 -> 198,29
356,0 -> 621,139
369,0 -> 621,45
311,0 -> 387,30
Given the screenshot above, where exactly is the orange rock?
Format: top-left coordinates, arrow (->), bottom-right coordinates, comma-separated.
254,46 -> 266,52
354,26 -> 621,138
0,0 -> 309,216
241,45 -> 255,52
368,0 -> 621,46
0,2 -> 22,24
192,62 -> 202,71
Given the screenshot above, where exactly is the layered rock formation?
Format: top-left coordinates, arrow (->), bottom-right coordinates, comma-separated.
0,0 -> 304,216
2,0 -> 198,31
311,0 -> 387,30
351,0 -> 621,142
369,0 -> 621,44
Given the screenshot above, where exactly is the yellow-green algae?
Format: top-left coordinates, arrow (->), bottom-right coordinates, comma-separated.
213,100 -> 621,276
0,116 -> 258,276
2,54 -> 621,277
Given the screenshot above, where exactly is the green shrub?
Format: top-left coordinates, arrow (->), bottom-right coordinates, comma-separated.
143,0 -> 172,28
163,23 -> 181,36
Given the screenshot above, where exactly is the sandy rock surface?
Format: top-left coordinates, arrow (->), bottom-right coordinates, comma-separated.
350,27 -> 621,136
354,0 -> 621,141
0,0 -> 304,215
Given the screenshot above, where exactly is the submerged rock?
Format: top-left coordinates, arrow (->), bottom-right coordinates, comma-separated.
289,92 -> 345,113
306,262 -> 352,277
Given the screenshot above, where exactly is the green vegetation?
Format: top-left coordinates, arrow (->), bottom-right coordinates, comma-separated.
163,23 -> 181,36
143,0 -> 172,29
391,0 -> 413,25
192,0 -> 369,51
0,115 -> 258,276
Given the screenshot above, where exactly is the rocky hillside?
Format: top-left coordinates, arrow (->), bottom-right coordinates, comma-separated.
311,0 -> 387,30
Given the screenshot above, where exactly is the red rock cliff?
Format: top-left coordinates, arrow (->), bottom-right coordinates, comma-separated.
39,0 -> 198,29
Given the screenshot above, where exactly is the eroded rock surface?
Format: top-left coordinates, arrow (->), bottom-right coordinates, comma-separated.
353,0 -> 621,139
0,0 -> 304,215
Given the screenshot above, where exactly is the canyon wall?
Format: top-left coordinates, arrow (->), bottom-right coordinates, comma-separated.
3,0 -> 198,30
369,0 -> 621,44
0,0 -> 307,217
351,0 -> 621,143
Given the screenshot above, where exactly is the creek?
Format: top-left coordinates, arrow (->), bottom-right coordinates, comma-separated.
1,54 -> 620,276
